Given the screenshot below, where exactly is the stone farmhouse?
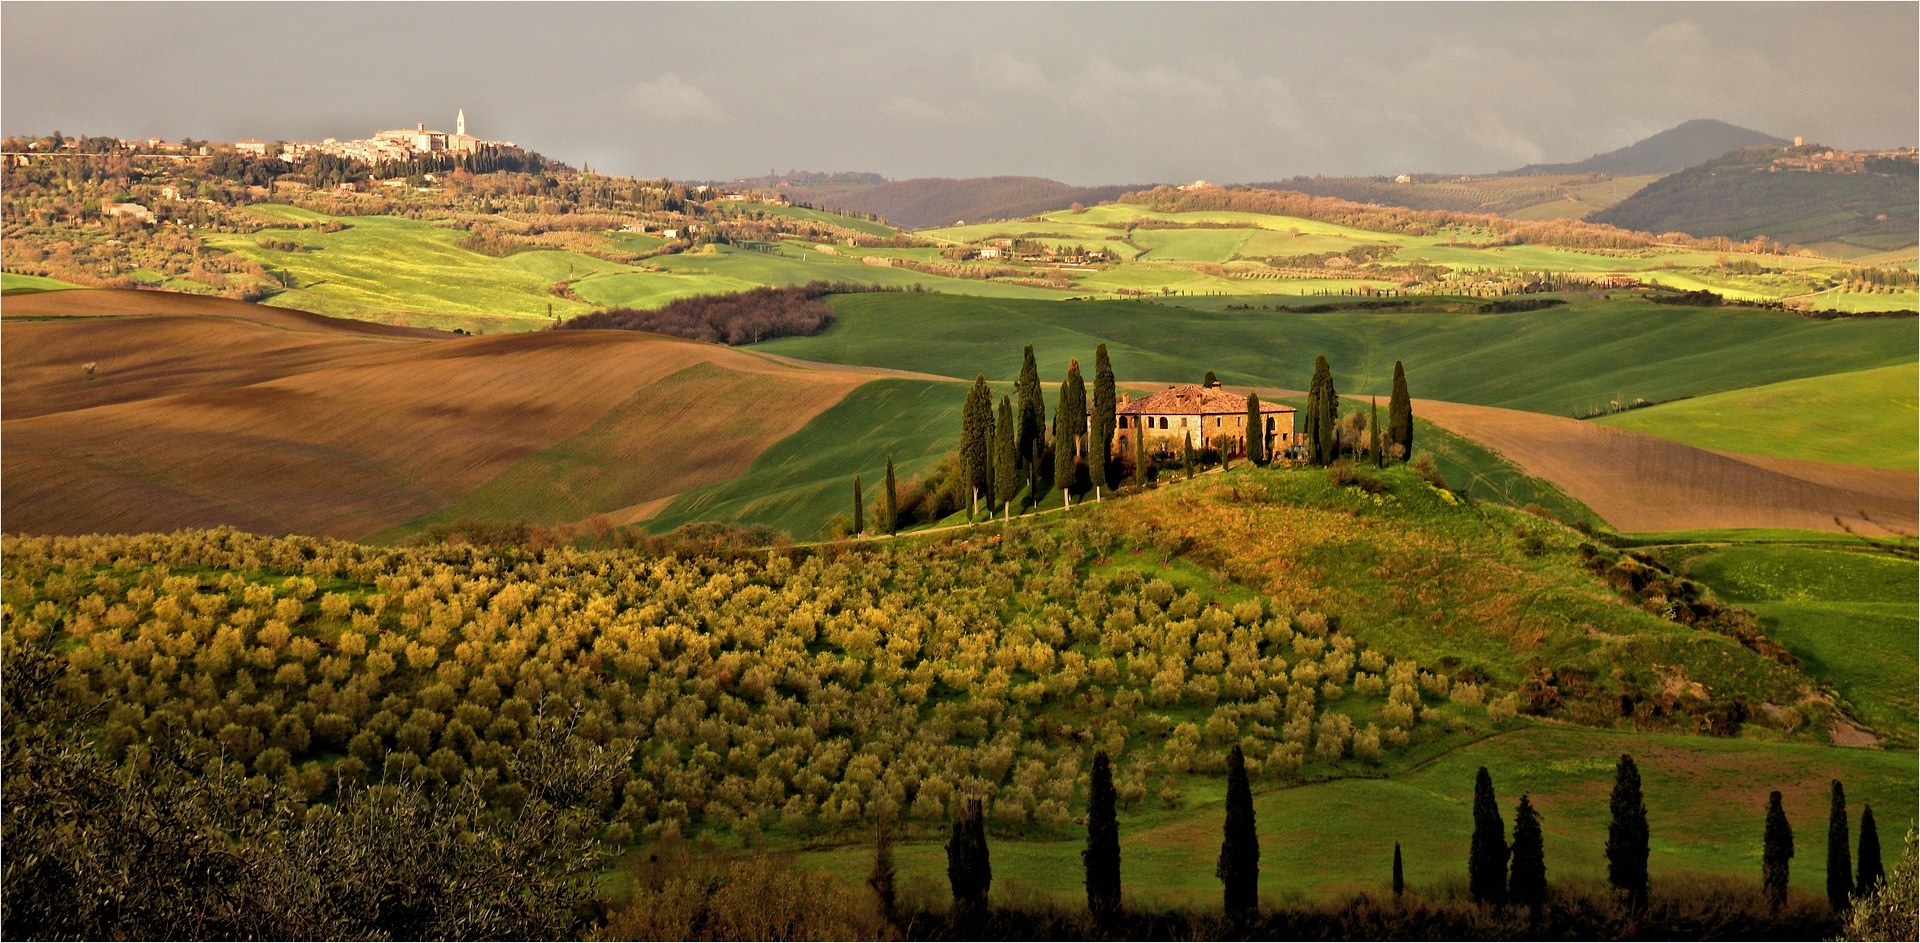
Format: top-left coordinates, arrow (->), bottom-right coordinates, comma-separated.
1115,382 -> 1296,459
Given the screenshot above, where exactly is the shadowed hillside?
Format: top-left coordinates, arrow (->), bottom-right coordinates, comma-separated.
1591,144 -> 1918,251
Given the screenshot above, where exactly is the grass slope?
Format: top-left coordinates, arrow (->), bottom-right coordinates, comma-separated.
646,378 -> 982,539
1595,363 -> 1919,470
572,244 -> 1062,310
1,272 -> 83,293
1660,543 -> 1919,737
752,293 -> 1917,416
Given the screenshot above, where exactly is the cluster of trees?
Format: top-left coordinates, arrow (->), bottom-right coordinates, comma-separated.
1300,356 -> 1415,468
559,280 -> 903,343
3,520 -> 1511,867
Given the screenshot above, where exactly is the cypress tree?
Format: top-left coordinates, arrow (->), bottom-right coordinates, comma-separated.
947,797 -> 992,921
1084,751 -> 1121,919
962,375 -> 993,518
1388,360 -> 1413,462
1763,790 -> 1794,912
1133,415 -> 1148,485
994,396 -> 1017,516
1053,360 -> 1086,504
1468,766 -> 1509,905
1182,433 -> 1194,480
1370,397 -> 1383,469
1392,842 -> 1405,897
1245,393 -> 1264,465
869,820 -> 898,921
1606,753 -> 1649,908
1304,355 -> 1339,466
852,475 -> 864,536
1509,795 -> 1546,913
1828,780 -> 1853,911
1092,344 -> 1117,492
1204,369 -> 1219,387
1857,804 -> 1884,894
884,455 -> 898,535
1216,745 -> 1259,915
1017,345 -> 1045,490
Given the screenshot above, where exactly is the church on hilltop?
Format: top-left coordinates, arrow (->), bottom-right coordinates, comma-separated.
1115,382 -> 1296,459
373,110 -> 495,156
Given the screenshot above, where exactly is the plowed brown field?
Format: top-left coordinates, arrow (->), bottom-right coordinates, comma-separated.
1416,399 -> 1918,536
3,291 -> 867,539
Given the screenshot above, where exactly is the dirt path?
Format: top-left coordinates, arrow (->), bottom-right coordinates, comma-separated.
1415,399 -> 1918,536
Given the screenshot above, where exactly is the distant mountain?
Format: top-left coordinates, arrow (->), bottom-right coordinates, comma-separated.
780,176 -> 1144,230
1589,143 -> 1917,252
1511,119 -> 1788,176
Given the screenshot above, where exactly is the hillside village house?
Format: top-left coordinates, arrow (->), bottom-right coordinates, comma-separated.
1115,383 -> 1296,459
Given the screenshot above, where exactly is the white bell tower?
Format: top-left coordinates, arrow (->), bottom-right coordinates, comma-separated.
456,109 -> 466,136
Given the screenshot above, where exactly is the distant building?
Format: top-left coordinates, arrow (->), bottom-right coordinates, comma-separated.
1394,173 -> 1413,184
1115,383 -> 1296,458
101,201 -> 155,223
235,139 -> 268,156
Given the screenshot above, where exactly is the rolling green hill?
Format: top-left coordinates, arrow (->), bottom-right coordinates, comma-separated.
752,293 -> 1918,416
1595,362 -> 1919,469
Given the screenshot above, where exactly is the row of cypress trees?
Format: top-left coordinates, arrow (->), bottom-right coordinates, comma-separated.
1468,759 -> 1886,915
1762,779 -> 1886,913
934,749 -> 1888,922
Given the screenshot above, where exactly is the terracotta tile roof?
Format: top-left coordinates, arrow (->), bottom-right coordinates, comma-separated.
1117,384 -> 1294,416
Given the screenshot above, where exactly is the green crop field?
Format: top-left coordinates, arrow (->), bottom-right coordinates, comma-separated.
204,206 -> 624,330
1,272 -> 82,293
1131,228 -> 1254,263
646,377 -> 985,539
752,293 -> 1919,416
1658,542 -> 1919,737
1594,362 -> 1919,469
797,723 -> 1914,907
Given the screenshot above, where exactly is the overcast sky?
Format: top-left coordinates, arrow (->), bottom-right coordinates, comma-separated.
5,2 -> 1914,184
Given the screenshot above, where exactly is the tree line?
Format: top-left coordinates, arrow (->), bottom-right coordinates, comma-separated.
558,280 -> 908,344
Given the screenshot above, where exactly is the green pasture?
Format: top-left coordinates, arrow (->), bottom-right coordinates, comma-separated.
1658,542 -> 1919,738
751,293 -> 1919,416
796,724 -> 1916,907
646,377 -> 982,539
1595,362 -> 1918,469
0,272 -> 82,293
205,206 -> 619,330
1131,228 -> 1254,263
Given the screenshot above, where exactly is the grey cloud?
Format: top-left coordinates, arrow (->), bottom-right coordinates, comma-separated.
3,2 -> 1912,183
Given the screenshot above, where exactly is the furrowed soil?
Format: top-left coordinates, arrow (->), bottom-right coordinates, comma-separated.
1415,399 -> 1918,536
2,290 -> 867,539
